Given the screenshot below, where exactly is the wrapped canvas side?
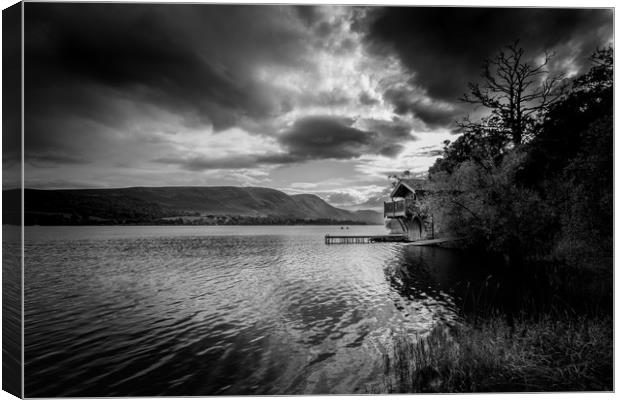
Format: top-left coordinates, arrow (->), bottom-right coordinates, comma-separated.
2,2 -> 23,398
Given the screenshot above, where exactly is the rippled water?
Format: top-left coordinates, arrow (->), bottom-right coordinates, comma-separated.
3,226 -> 22,397
24,225 -> 476,396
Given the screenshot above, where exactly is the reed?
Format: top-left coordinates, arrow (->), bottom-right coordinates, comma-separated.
378,313 -> 612,393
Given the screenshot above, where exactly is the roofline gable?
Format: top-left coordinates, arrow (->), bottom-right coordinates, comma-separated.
390,180 -> 416,198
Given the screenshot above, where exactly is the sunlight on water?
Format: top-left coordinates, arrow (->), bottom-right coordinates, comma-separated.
24,226 -> 465,396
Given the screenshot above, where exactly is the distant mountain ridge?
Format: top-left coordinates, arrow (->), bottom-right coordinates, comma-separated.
4,186 -> 384,225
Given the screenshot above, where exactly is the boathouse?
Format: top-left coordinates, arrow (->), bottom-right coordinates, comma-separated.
384,178 -> 434,242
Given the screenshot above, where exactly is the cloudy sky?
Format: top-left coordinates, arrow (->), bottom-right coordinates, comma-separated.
18,4 -> 612,208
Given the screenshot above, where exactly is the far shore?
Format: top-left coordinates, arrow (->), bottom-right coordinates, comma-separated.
9,223 -> 386,227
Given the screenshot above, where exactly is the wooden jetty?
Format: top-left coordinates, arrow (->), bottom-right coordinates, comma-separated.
324,234 -> 406,244
407,237 -> 461,247
324,234 -> 461,246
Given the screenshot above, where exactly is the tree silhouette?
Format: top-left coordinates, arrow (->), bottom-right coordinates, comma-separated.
461,41 -> 566,145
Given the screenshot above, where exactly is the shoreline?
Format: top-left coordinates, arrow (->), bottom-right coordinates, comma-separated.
6,222 -> 385,227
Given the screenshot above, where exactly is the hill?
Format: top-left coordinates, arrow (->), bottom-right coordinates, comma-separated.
3,187 -> 384,225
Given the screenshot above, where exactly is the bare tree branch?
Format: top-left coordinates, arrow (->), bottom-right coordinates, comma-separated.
460,42 -> 566,145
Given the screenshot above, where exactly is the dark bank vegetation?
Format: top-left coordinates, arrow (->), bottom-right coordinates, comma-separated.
382,43 -> 613,392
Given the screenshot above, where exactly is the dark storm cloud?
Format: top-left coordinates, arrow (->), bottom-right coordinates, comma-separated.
3,3 -> 21,170
24,2 -> 309,156
383,87 -> 461,128
152,115 -> 418,172
278,116 -> 410,160
359,91 -> 380,105
24,3 -> 612,188
26,153 -> 89,167
294,5 -> 321,27
358,118 -> 417,141
363,7 -> 612,124
154,114 -> 418,172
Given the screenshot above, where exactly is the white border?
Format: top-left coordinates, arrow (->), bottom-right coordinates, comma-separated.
0,1 -> 615,400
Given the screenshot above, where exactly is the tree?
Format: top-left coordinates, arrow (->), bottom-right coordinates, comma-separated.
428,45 -> 612,266
518,46 -> 613,266
571,46 -> 613,94
520,46 -> 613,187
461,41 -> 565,145
429,113 -> 511,176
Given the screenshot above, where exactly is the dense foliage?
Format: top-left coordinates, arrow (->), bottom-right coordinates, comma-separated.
427,46 -> 613,269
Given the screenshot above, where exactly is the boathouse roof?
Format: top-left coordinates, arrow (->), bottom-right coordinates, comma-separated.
390,178 -> 429,198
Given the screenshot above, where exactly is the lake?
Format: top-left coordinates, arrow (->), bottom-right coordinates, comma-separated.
22,225 -> 489,396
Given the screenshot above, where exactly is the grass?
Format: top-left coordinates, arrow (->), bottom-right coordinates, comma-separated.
377,313 -> 612,393
367,252 -> 614,394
